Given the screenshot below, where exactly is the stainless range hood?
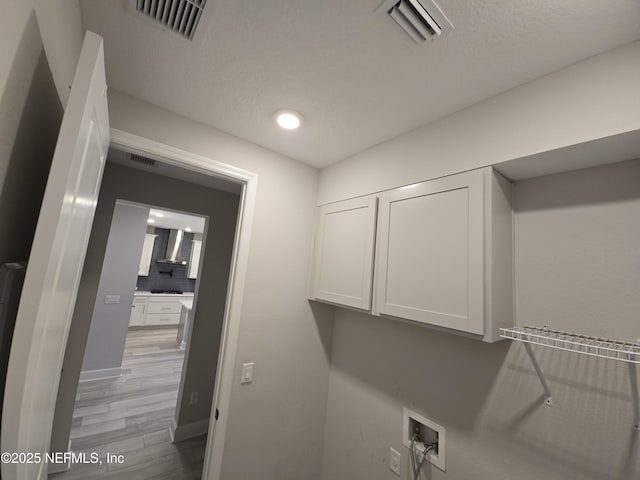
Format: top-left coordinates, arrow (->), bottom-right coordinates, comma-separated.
156,229 -> 187,265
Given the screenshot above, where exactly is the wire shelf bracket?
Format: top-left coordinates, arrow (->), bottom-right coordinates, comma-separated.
500,326 -> 640,430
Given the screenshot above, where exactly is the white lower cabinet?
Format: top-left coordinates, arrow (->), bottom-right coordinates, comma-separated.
144,312 -> 180,325
130,297 -> 147,326
129,294 -> 191,327
310,167 -> 513,342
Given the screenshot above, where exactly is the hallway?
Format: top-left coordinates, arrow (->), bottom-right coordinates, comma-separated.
49,328 -> 206,479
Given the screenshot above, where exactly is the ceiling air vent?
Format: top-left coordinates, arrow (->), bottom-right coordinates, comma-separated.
130,153 -> 157,166
135,0 -> 207,41
383,0 -> 453,44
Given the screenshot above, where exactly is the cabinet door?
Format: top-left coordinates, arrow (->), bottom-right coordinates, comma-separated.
145,313 -> 181,326
310,196 -> 377,310
146,302 -> 182,314
130,297 -> 147,326
138,234 -> 157,276
374,170 -> 485,335
188,239 -> 202,279
145,298 -> 181,325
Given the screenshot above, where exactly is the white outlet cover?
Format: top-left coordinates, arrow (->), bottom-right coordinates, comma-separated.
389,447 -> 401,476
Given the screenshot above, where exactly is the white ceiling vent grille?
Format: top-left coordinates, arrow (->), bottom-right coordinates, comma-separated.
135,0 -> 207,40
381,0 -> 453,44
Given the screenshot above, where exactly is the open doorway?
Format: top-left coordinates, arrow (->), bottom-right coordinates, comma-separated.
49,145 -> 244,479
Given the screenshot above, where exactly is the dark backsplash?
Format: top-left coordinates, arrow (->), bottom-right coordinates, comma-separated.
136,228 -> 196,293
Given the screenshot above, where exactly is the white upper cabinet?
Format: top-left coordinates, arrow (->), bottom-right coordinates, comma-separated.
138,233 -> 157,276
309,196 -> 377,310
188,239 -> 202,279
374,167 -> 513,342
310,167 -> 513,342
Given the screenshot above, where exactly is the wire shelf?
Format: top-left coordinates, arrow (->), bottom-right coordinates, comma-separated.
500,325 -> 640,429
500,326 -> 640,364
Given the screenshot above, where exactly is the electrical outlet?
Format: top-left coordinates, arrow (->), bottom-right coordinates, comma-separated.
189,392 -> 198,405
402,408 -> 446,471
389,447 -> 401,476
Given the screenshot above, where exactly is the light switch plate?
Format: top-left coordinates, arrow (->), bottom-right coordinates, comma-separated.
104,295 -> 120,304
241,362 -> 254,384
389,447 -> 401,476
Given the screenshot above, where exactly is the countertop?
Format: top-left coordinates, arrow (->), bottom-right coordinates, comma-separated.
134,291 -> 195,297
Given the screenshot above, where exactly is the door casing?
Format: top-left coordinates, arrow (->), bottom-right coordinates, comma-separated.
110,128 -> 258,480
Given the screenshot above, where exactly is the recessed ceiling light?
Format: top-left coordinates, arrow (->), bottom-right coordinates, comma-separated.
185,227 -> 192,232
274,110 -> 303,130
147,218 -> 155,224
153,212 -> 164,218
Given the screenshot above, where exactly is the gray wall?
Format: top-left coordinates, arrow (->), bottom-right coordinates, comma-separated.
107,90 -> 333,480
0,8 -> 62,265
320,160 -> 640,480
317,39 -> 640,480
52,162 -> 240,453
34,0 -> 83,108
80,201 -> 148,374
318,40 -> 640,205
0,0 -> 83,257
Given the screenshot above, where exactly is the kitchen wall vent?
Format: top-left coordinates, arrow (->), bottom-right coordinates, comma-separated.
135,0 -> 207,41
379,0 -> 453,44
129,153 -> 157,167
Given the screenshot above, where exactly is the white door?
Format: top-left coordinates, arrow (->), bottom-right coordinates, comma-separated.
1,31 -> 109,480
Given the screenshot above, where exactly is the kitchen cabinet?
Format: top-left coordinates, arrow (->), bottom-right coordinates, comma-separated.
138,233 -> 157,276
310,167 -> 513,342
176,300 -> 193,350
129,293 -> 194,327
129,296 -> 148,326
309,196 -> 377,310
188,239 -> 202,279
145,298 -> 181,325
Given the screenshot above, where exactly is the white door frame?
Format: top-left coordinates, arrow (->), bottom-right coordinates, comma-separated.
110,128 -> 257,480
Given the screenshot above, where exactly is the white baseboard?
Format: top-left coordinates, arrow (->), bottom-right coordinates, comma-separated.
47,440 -> 72,473
169,417 -> 210,443
79,367 -> 122,382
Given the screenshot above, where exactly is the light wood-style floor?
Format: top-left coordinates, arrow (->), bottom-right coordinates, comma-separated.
49,327 -> 206,479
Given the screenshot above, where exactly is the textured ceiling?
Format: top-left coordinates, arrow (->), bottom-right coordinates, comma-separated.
81,0 -> 640,168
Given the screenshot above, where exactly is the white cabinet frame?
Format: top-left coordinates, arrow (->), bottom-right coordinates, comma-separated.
310,167 -> 512,342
